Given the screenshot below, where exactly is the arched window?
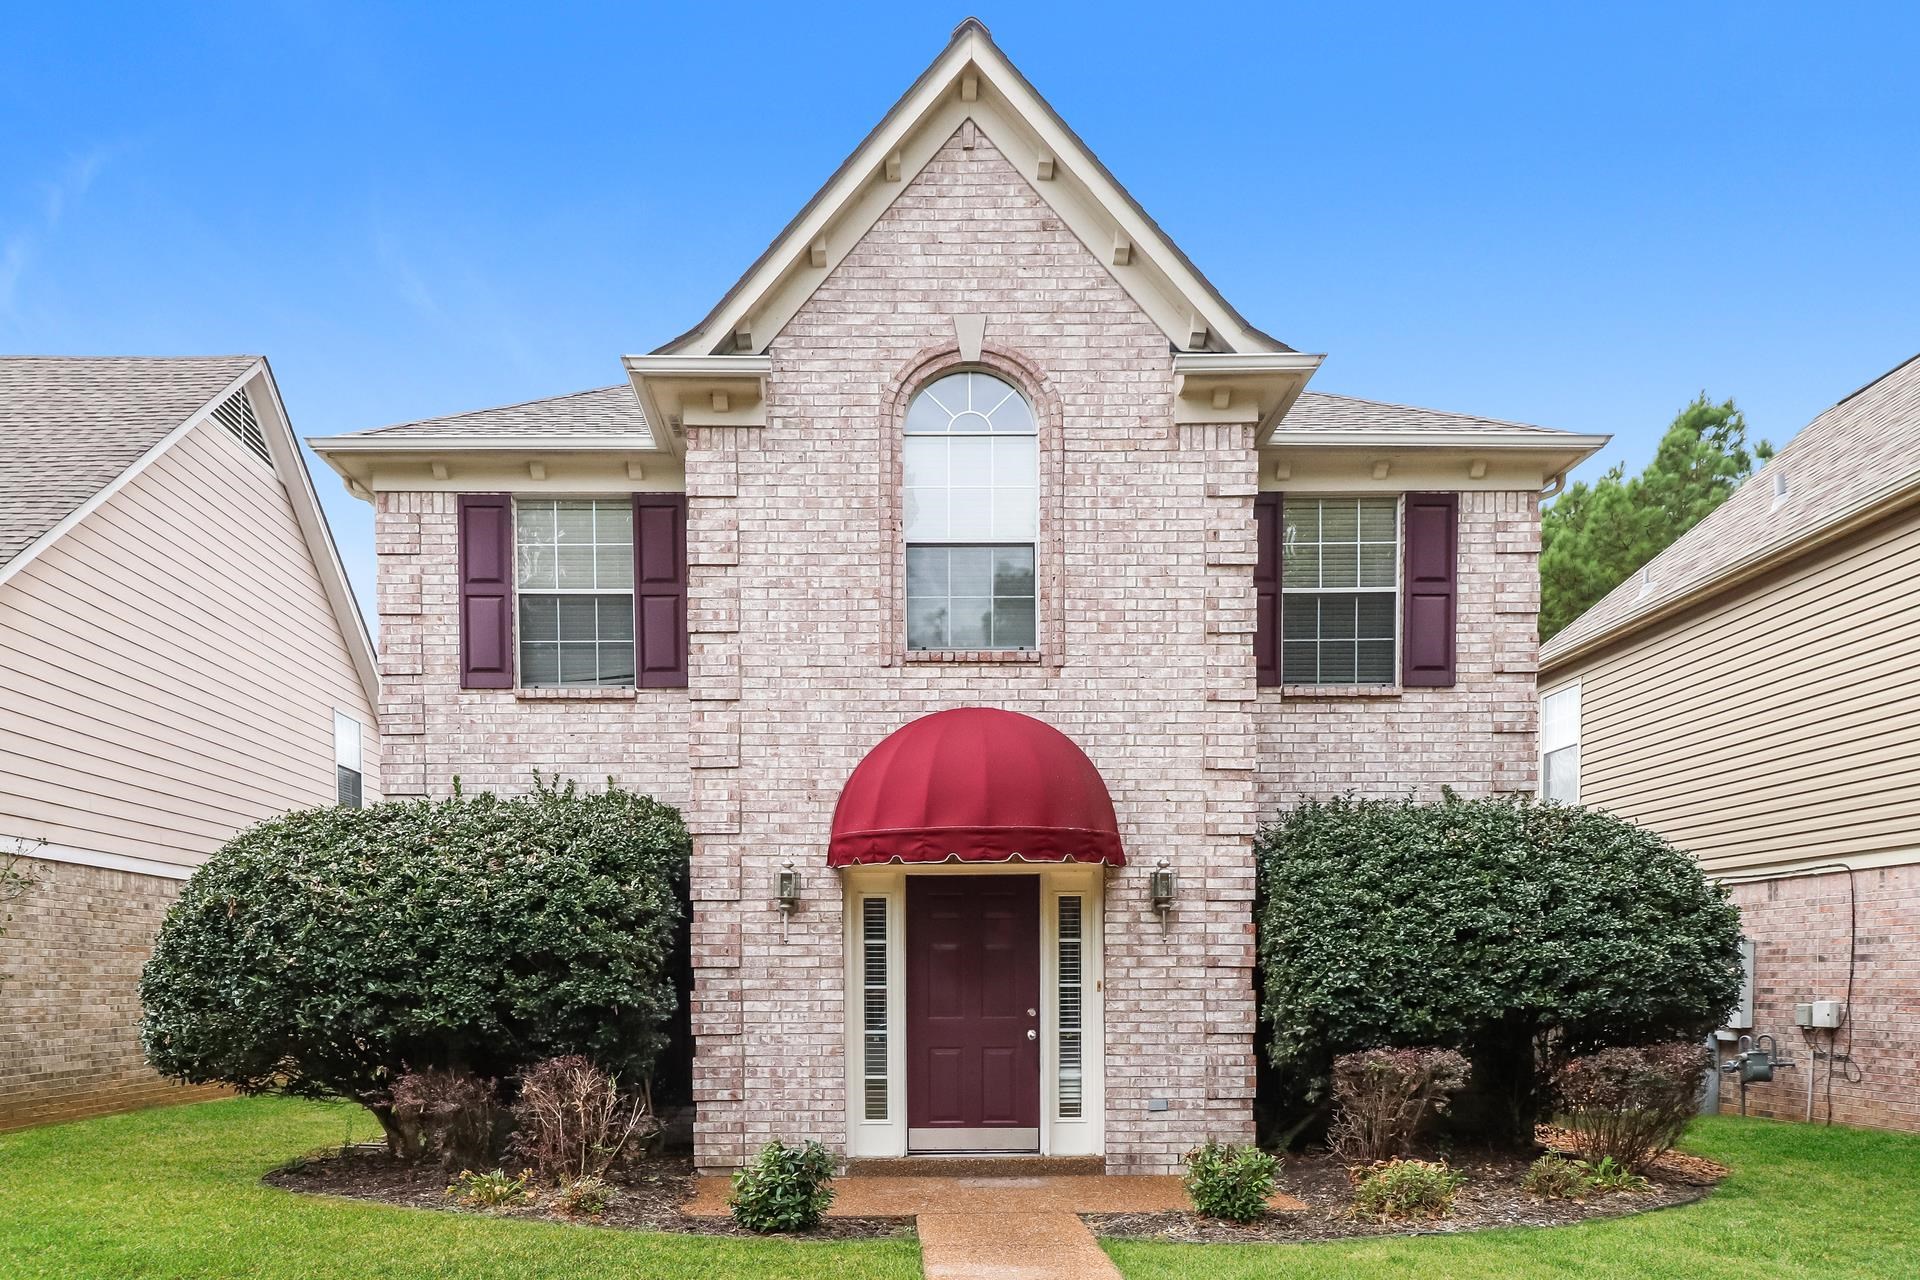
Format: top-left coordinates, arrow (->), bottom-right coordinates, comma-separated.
902,371 -> 1038,650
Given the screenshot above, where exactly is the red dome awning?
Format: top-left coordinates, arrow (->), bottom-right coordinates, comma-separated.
828,708 -> 1124,868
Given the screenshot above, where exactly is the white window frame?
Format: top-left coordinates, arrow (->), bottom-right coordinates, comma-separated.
1540,681 -> 1582,804
512,497 -> 637,688
1280,494 -> 1403,686
333,710 -> 364,809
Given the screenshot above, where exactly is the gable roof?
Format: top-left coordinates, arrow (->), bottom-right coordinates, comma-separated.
344,384 -> 651,444
1280,390 -> 1589,441
0,354 -> 380,710
653,18 -> 1292,360
0,355 -> 257,567
1542,352 -> 1920,667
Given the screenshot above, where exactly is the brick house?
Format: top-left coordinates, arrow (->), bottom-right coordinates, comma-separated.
313,20 -> 1602,1172
0,357 -> 379,1130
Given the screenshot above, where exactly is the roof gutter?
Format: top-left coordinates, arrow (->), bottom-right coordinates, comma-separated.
1541,467 -> 1920,673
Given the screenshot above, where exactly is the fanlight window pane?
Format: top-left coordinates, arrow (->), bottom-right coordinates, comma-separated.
904,371 -> 1038,651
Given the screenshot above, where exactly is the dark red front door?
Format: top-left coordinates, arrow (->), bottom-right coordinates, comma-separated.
905,876 -> 1041,1150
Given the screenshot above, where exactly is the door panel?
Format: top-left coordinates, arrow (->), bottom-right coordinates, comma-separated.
905,876 -> 1040,1147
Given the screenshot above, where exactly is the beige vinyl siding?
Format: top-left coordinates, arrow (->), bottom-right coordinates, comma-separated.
0,415 -> 378,868
1549,503 -> 1920,874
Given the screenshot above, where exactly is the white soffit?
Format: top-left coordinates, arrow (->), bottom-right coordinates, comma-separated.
649,19 -> 1292,361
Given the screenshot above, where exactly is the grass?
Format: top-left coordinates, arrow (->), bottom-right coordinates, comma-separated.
0,1096 -> 919,1280
1106,1116 -> 1920,1279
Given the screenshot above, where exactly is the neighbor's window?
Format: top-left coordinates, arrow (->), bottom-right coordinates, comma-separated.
903,371 -> 1037,650
333,711 -> 364,808
1282,496 -> 1399,684
514,498 -> 635,686
1540,682 -> 1581,803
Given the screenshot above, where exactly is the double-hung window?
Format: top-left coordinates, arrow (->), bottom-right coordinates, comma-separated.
1282,496 -> 1400,685
514,498 -> 635,687
1540,683 -> 1581,803
903,371 -> 1038,651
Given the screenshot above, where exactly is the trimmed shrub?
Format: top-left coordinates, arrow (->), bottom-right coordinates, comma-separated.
1257,793 -> 1742,1143
728,1141 -> 837,1233
1350,1159 -> 1465,1221
1327,1047 -> 1470,1164
139,778 -> 689,1153
446,1167 -> 531,1209
390,1067 -> 503,1168
1553,1042 -> 1710,1169
1184,1140 -> 1279,1223
511,1055 -> 655,1183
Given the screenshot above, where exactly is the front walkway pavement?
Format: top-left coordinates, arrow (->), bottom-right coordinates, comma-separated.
686,1173 -> 1307,1279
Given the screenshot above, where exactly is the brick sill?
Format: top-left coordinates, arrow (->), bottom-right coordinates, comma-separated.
905,649 -> 1043,665
514,686 -> 639,702
1278,684 -> 1403,699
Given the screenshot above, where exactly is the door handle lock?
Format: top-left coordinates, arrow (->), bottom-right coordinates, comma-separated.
1026,1029 -> 1037,1041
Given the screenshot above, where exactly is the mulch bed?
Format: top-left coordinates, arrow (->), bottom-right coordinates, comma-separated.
1089,1137 -> 1724,1245
264,1145 -> 912,1240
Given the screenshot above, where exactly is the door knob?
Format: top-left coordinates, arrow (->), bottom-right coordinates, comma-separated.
1027,1008 -> 1037,1017
1026,1029 -> 1037,1040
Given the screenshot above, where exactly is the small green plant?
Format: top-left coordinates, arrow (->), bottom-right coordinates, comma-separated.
1183,1139 -> 1279,1223
551,1175 -> 615,1218
1582,1155 -> 1652,1195
1351,1158 -> 1466,1221
445,1167 -> 531,1209
1521,1153 -> 1588,1200
727,1141 -> 836,1233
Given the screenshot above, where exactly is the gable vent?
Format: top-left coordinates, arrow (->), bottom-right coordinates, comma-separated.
214,389 -> 271,464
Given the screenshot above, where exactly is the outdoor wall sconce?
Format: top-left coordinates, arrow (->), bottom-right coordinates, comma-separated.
776,862 -> 799,916
1150,860 -> 1176,919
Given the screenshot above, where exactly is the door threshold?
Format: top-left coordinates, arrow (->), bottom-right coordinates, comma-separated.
847,1154 -> 1105,1177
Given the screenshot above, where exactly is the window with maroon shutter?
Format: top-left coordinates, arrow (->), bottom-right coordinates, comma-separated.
1401,492 -> 1459,687
633,493 -> 688,687
458,493 -> 515,689
1254,492 -> 1282,686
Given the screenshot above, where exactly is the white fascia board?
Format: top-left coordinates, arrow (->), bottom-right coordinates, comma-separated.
0,361 -> 261,592
309,433 -> 664,454
250,361 -> 382,714
1265,430 -> 1612,452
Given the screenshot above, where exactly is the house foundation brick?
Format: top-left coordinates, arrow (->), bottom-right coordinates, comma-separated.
1715,865 -> 1920,1132
0,861 -> 225,1132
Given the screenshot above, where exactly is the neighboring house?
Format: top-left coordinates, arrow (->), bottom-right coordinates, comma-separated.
1540,353 -> 1920,1134
0,356 -> 379,1130
311,20 -> 1603,1173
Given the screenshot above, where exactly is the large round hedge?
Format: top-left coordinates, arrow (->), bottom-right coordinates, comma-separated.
1257,792 -> 1741,1143
140,779 -> 688,1139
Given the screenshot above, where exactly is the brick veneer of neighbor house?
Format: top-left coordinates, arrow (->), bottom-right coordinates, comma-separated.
1715,865 -> 1920,1133
368,131 -> 1549,1174
0,863 -> 225,1131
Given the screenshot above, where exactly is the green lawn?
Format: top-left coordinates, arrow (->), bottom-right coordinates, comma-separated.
1106,1116 -> 1920,1279
0,1097 -> 919,1280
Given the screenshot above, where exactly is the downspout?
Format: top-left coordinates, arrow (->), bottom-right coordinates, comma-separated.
1540,470 -> 1567,500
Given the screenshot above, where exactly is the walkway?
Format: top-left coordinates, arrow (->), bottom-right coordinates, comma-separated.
685,1172 -> 1306,1280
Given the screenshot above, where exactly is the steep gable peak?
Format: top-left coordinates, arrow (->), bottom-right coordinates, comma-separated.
650,19 -> 1287,361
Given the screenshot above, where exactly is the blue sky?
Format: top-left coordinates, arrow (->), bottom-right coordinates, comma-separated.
4,3 -> 1917,623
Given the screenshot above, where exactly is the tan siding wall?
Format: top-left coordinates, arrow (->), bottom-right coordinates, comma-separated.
0,415 -> 379,868
1552,505 -> 1920,875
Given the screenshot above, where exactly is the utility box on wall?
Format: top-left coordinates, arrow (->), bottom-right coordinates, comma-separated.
1726,939 -> 1755,1030
1794,1000 -> 1845,1029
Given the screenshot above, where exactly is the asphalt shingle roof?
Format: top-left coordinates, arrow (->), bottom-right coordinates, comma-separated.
0,355 -> 257,569
349,384 -> 651,442
1543,353 -> 1920,661
1282,390 -> 1577,438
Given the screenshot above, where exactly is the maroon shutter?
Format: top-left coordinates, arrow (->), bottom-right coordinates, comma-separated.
1402,492 -> 1458,687
458,493 -> 515,689
1254,492 -> 1282,686
633,493 -> 688,688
